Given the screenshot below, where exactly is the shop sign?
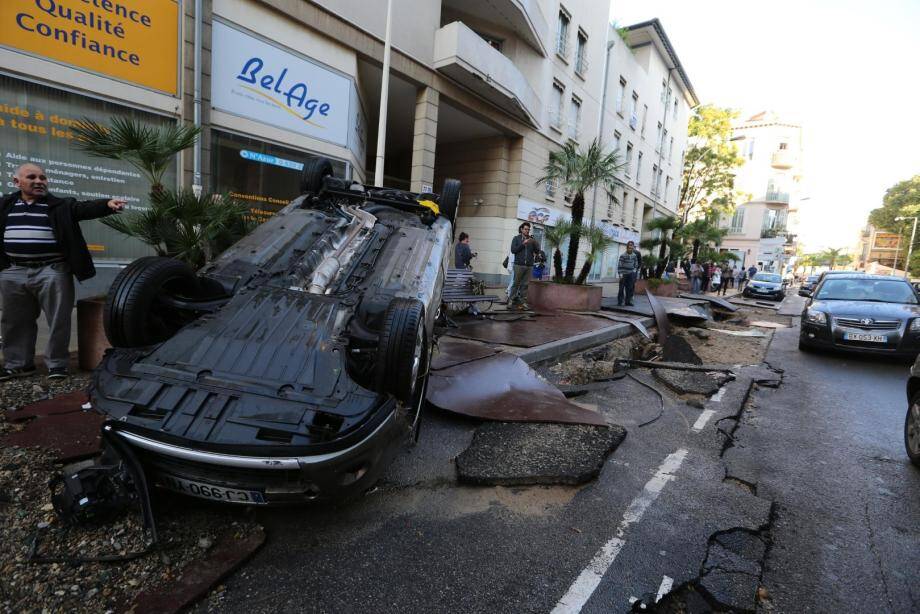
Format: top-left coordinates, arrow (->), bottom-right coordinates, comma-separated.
0,0 -> 179,95
212,21 -> 352,147
600,223 -> 640,245
517,198 -> 568,226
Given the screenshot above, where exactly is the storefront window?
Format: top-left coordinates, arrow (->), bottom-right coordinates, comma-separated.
0,74 -> 176,261
211,130 -> 347,222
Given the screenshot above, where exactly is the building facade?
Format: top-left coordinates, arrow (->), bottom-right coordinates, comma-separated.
719,111 -> 804,273
0,1 -> 693,290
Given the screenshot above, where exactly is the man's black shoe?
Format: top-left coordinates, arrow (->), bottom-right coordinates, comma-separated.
625,302 -> 634,306
47,367 -> 69,380
0,366 -> 37,381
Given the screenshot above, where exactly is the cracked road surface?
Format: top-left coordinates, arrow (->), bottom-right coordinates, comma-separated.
197,295 -> 920,613
726,304 -> 920,613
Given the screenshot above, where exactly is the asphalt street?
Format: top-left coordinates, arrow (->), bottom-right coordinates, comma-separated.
198,293 -> 920,613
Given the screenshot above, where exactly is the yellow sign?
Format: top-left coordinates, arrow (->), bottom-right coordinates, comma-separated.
0,0 -> 178,95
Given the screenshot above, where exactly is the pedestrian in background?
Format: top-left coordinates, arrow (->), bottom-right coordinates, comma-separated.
711,266 -> 722,294
690,259 -> 702,294
533,250 -> 547,280
0,163 -> 125,380
719,265 -> 731,295
508,222 -> 539,310
617,241 -> 640,306
747,264 -> 758,280
701,262 -> 711,293
454,232 -> 475,269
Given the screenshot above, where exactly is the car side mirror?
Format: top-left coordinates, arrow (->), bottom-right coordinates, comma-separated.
798,289 -> 812,298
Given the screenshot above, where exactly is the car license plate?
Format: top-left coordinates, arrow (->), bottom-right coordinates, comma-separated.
843,332 -> 886,343
158,473 -> 266,504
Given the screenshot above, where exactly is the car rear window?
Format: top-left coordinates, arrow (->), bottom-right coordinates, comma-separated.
753,273 -> 781,283
815,279 -> 918,304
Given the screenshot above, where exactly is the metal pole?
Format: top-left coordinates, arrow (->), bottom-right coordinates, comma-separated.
373,0 -> 393,187
906,217 -> 917,279
192,0 -> 202,196
589,33 -> 615,226
893,233 -> 900,273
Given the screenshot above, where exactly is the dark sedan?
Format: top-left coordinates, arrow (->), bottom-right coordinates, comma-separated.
743,272 -> 786,301
798,274 -> 820,296
799,274 -> 920,357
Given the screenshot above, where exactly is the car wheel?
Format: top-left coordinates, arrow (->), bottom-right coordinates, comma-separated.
105,257 -> 200,348
438,178 -> 461,224
905,394 -> 920,467
376,298 -> 428,405
300,157 -> 334,195
798,336 -> 814,352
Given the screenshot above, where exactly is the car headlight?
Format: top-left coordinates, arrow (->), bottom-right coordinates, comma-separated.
805,309 -> 827,325
910,319 -> 920,332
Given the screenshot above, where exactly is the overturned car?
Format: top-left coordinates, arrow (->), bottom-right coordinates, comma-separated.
89,158 -> 459,504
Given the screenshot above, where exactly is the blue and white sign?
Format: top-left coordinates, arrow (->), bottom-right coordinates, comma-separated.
239,150 -> 304,171
212,21 -> 352,146
600,223 -> 641,245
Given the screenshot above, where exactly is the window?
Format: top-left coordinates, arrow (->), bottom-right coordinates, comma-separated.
656,122 -> 663,151
779,142 -> 788,150
621,190 -> 629,223
661,79 -> 667,103
556,10 -> 570,58
651,164 -> 658,195
745,138 -> 756,160
673,98 -> 678,120
664,176 -> 671,201
641,104 -> 648,138
545,176 -> 557,198
625,143 -> 633,176
607,191 -> 619,220
575,30 -> 588,74
636,151 -> 643,185
656,168 -> 663,198
729,207 -> 745,234
569,96 -> 582,139
666,87 -> 672,106
633,198 -> 641,228
668,136 -> 674,162
550,82 -> 564,130
661,128 -> 668,154
613,131 -> 622,155
616,77 -> 626,115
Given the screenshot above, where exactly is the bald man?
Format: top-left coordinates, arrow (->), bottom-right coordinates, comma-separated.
0,163 -> 125,380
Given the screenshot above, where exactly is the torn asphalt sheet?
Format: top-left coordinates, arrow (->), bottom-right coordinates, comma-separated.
426,353 -> 608,426
430,340 -> 502,371
679,293 -> 740,312
444,312 -> 609,347
569,310 -> 651,339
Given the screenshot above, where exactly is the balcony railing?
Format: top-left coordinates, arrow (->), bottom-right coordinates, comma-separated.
761,227 -> 788,239
764,191 -> 790,203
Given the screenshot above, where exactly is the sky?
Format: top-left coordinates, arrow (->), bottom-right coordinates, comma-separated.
610,0 -> 920,252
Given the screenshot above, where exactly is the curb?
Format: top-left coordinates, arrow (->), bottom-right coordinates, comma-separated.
516,317 -> 656,365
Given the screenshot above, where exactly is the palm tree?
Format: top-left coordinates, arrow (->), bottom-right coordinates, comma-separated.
818,247 -> 850,269
575,224 -> 616,284
71,117 -> 200,197
102,189 -> 254,268
537,139 -> 625,283
643,216 -> 682,276
676,217 -> 727,261
542,219 -> 573,281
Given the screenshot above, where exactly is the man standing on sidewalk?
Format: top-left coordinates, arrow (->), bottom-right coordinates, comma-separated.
0,163 -> 125,380
508,222 -> 539,310
617,241 -> 639,306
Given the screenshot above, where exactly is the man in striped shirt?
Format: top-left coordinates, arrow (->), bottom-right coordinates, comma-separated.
0,163 -> 125,380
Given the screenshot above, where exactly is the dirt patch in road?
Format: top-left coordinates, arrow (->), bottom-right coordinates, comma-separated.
677,326 -> 773,366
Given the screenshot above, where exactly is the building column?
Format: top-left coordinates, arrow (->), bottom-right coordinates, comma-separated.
410,87 -> 438,193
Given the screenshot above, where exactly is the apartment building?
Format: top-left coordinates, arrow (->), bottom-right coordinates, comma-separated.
591,19 -> 697,281
720,112 -> 804,273
1,0 -> 623,289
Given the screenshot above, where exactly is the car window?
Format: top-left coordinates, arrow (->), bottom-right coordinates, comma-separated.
807,276 -> 819,282
753,273 -> 781,283
815,279 -> 918,304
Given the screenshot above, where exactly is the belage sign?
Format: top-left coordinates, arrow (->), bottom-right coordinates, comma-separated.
1,0 -> 178,94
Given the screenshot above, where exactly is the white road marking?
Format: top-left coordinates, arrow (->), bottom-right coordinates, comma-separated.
655,575 -> 674,602
710,386 -> 727,402
551,449 -> 689,613
692,409 -> 716,432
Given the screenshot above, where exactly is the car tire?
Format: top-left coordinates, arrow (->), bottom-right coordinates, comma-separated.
439,178 -> 461,224
105,256 -> 199,348
300,157 -> 334,195
906,393 -> 920,467
376,298 -> 428,405
798,336 -> 814,352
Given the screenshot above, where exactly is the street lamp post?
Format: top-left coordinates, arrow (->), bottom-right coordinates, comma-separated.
895,216 -> 918,279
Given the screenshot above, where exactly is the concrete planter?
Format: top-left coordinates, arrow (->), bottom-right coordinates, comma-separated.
634,279 -> 678,297
77,296 -> 111,371
528,280 -> 603,311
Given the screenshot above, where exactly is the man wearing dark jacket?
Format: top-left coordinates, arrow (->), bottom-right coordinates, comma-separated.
0,163 -> 125,380
508,222 -> 539,310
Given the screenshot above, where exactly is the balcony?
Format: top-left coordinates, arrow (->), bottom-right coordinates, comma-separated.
434,22 -> 542,127
764,191 -> 790,204
761,226 -> 788,239
441,0 -> 549,56
771,150 -> 796,169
